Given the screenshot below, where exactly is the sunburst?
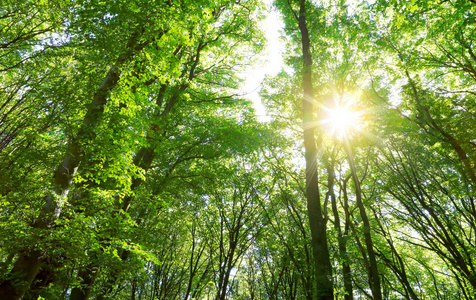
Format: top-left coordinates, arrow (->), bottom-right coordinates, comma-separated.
322,100 -> 362,138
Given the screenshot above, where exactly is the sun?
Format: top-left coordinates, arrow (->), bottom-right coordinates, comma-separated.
322,101 -> 362,137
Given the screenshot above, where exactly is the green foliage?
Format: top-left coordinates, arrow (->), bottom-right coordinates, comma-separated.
1,0 -> 476,298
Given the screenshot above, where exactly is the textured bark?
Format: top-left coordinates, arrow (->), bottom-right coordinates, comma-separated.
0,30 -> 146,300
297,0 -> 334,298
343,137 -> 382,300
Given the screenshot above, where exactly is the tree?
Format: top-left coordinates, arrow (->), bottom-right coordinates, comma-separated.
2,0 -> 476,298
273,0 -> 335,298
0,0 -> 267,298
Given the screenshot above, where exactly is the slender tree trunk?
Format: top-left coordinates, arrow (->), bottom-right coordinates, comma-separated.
297,0 -> 334,299
95,249 -> 130,300
343,136 -> 382,300
216,226 -> 238,300
329,166 -> 353,300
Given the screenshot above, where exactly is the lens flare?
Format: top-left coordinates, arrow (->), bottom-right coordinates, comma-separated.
322,101 -> 362,138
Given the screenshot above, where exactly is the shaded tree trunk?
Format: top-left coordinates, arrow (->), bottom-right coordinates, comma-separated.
343,137 -> 382,300
329,167 -> 353,300
71,41 -> 200,299
297,0 -> 333,298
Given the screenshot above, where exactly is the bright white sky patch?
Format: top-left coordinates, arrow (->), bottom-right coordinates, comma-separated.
241,1 -> 284,122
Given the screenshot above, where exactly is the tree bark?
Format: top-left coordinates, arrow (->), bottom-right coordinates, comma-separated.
297,0 -> 334,298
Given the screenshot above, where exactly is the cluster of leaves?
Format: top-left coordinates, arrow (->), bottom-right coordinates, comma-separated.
1,0 -> 476,299
259,0 -> 476,299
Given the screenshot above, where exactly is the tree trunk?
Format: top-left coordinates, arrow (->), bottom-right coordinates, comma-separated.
329,167 -> 353,300
343,136 -> 382,300
297,0 -> 334,299
74,83 -> 188,299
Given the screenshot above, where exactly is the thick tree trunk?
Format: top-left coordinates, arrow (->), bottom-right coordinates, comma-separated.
0,30 -> 146,300
343,136 -> 382,300
297,0 -> 334,299
0,250 -> 42,300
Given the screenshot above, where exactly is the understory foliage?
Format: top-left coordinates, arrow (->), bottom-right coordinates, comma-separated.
0,0 -> 475,299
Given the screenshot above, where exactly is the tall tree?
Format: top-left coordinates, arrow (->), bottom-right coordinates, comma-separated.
294,0 -> 334,297
0,0 -> 267,298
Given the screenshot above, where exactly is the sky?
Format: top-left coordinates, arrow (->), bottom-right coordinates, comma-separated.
241,2 -> 284,122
